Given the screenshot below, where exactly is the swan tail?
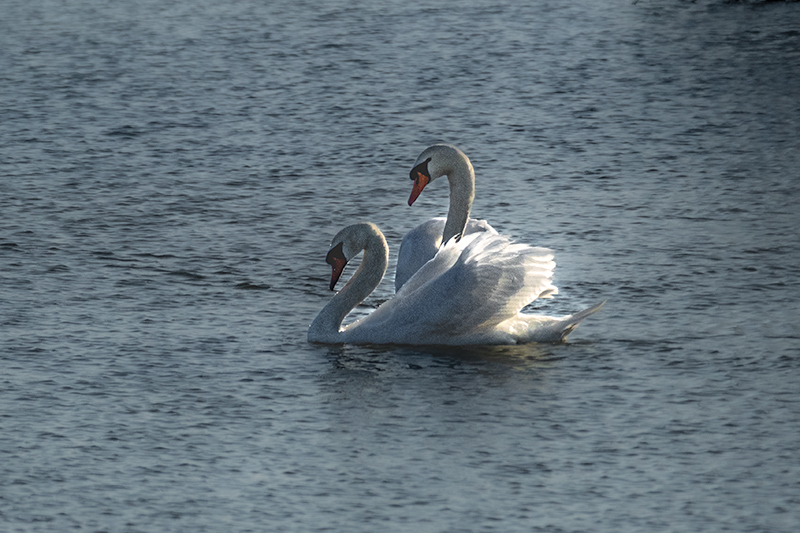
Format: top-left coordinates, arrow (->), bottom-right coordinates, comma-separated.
555,300 -> 606,342
516,300 -> 606,343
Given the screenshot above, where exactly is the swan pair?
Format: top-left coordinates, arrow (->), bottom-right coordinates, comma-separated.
308,144 -> 604,345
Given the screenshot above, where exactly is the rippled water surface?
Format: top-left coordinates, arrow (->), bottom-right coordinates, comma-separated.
2,0 -> 799,531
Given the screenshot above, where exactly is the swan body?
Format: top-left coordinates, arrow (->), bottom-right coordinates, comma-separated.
396,144 -> 496,291
308,222 -> 603,346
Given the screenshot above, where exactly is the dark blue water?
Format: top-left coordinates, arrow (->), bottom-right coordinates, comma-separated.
2,0 -> 799,531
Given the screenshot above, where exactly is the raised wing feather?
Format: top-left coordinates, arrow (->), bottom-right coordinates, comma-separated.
394,217 -> 498,291
354,231 -> 558,343
413,232 -> 557,336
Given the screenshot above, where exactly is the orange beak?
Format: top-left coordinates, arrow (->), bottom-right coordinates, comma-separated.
325,242 -> 348,291
408,157 -> 432,206
408,171 -> 430,206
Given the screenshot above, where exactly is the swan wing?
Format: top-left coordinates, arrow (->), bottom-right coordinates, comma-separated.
394,217 -> 498,292
416,232 -> 558,336
354,231 -> 557,343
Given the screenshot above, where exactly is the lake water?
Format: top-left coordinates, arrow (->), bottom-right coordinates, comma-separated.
2,0 -> 799,531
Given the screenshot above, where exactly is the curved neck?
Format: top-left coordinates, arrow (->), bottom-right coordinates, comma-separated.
442,157 -> 475,244
308,232 -> 388,342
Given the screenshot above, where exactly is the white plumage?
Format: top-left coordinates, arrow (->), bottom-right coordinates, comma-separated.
395,144 -> 494,291
308,223 -> 603,345
308,144 -> 604,345
394,216 -> 497,291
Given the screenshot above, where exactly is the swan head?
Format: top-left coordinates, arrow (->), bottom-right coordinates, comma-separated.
325,222 -> 384,291
325,242 -> 348,291
408,156 -> 432,206
408,144 -> 471,206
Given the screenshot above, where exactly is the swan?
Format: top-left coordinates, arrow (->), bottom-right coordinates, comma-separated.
308,222 -> 604,345
396,144 -> 497,291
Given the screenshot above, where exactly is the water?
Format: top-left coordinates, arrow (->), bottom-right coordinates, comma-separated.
2,0 -> 799,530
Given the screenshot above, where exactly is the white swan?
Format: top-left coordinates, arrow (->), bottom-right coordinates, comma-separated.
308,222 -> 604,345
395,144 -> 497,291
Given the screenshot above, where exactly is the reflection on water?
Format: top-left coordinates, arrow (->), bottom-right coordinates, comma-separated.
321,341 -> 560,373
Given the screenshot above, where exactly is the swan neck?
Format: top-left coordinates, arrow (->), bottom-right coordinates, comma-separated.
309,231 -> 388,342
442,160 -> 475,243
